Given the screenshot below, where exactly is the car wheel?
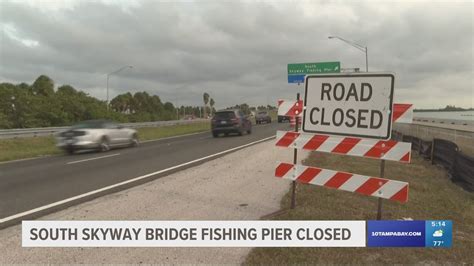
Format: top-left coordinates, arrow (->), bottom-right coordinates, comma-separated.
66,147 -> 75,155
212,132 -> 218,138
99,136 -> 110,152
130,133 -> 139,147
247,128 -> 252,134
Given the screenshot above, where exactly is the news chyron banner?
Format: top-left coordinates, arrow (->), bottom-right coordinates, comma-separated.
23,221 -> 365,247
22,220 -> 452,248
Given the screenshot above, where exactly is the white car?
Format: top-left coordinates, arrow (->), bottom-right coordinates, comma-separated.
56,120 -> 138,154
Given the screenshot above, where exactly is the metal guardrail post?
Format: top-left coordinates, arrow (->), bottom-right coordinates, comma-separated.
418,138 -> 422,155
431,139 -> 435,164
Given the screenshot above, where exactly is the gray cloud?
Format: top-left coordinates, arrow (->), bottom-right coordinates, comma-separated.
0,0 -> 472,109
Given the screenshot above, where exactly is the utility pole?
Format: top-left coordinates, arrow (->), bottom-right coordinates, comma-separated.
328,36 -> 368,72
106,65 -> 133,111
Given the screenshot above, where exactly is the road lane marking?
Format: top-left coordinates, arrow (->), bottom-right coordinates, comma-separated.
0,135 -> 275,225
0,155 -> 59,165
140,131 -> 209,143
66,153 -> 121,165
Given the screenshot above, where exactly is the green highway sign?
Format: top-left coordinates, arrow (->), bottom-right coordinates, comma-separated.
288,62 -> 341,75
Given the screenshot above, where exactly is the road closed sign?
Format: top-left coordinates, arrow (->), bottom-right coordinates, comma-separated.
302,73 -> 394,140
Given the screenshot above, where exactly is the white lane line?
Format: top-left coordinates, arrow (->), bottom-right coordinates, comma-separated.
140,131 -> 208,144
66,153 -> 121,165
0,135 -> 275,224
0,154 -> 60,165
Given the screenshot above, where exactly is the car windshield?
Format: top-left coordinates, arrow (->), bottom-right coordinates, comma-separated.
258,112 -> 267,115
72,120 -> 107,129
214,111 -> 235,119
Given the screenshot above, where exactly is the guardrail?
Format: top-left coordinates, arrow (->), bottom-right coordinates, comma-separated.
0,119 -> 208,139
413,117 -> 473,126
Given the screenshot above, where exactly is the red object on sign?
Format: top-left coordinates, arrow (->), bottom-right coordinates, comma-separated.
275,162 -> 409,203
392,103 -> 413,123
277,99 -> 303,117
275,131 -> 411,163
278,101 -> 413,123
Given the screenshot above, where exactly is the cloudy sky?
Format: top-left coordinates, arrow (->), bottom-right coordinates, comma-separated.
1,0 -> 472,109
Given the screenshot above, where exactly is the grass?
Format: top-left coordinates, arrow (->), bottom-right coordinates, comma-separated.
245,152 -> 474,265
0,122 -> 210,162
0,136 -> 61,162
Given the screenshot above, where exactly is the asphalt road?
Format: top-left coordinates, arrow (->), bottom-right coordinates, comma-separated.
0,122 -> 284,220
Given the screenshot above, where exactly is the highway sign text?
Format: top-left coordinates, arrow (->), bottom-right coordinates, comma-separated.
287,62 -> 340,84
302,73 -> 394,139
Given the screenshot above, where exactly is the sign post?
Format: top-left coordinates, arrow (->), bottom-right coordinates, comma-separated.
377,160 -> 386,220
290,93 -> 300,209
286,62 -> 341,209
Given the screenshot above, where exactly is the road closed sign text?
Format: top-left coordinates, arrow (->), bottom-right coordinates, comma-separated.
303,73 -> 394,139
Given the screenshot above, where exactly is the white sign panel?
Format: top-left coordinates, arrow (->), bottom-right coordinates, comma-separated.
303,73 -> 394,140
22,220 -> 366,247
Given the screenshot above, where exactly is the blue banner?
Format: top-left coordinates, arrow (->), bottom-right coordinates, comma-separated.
425,220 -> 452,248
367,220 -> 425,247
288,75 -> 305,84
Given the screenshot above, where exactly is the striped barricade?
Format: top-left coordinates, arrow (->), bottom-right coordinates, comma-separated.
277,100 -> 413,123
277,99 -> 303,117
392,103 -> 413,124
276,130 -> 412,163
275,162 -> 409,203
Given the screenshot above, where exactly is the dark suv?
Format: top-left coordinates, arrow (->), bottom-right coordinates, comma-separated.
211,109 -> 252,137
255,111 -> 272,124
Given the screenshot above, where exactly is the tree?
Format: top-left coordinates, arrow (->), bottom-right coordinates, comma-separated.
32,75 -> 54,97
56,85 -> 80,123
203,92 -> 210,117
0,112 -> 10,128
239,103 -> 250,115
209,98 -> 215,116
110,93 -> 132,113
0,75 -> 213,128
163,102 -> 175,111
